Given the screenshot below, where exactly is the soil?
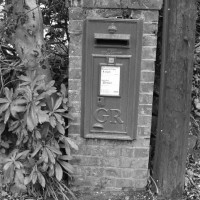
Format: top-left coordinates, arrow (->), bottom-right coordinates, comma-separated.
72,189 -> 155,200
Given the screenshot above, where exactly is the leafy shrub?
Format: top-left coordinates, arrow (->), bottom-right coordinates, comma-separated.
0,71 -> 77,200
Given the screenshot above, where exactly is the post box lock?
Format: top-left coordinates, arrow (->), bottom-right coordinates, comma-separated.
82,18 -> 143,140
97,97 -> 105,107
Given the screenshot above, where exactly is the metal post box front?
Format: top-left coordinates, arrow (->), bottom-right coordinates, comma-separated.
81,18 -> 143,140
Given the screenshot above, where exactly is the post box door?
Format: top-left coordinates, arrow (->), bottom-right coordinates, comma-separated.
81,19 -> 143,140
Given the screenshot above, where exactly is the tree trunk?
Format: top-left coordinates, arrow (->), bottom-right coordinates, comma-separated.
153,0 -> 196,199
9,0 -> 51,82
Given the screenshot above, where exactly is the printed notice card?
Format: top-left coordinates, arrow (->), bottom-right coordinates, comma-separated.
100,66 -> 120,96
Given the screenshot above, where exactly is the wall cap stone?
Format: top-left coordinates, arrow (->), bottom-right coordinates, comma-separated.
70,0 -> 163,10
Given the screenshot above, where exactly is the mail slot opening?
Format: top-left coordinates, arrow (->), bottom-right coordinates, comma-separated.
95,38 -> 129,46
94,33 -> 130,47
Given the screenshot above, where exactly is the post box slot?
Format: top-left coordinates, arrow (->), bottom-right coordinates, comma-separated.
94,33 -> 130,47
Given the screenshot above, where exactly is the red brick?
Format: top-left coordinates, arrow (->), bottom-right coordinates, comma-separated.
69,56 -> 81,69
132,159 -> 149,169
99,157 -> 120,167
121,169 -> 134,178
132,139 -> 150,147
104,168 -> 121,178
98,177 -> 117,188
142,47 -> 156,59
143,35 -> 157,46
69,68 -> 82,79
116,179 -> 134,188
133,169 -> 148,179
130,10 -> 142,19
68,124 -> 80,134
69,90 -> 81,102
134,148 -> 149,158
137,126 -> 151,137
69,79 -> 81,90
90,146 -> 106,156
69,102 -> 81,113
105,147 -> 121,157
69,34 -> 82,56
143,22 -> 158,34
140,83 -> 154,93
69,20 -> 83,33
119,157 -> 133,168
139,93 -> 153,104
137,115 -> 152,126
141,59 -> 155,71
69,8 -> 87,20
143,11 -> 159,22
82,166 -> 105,177
76,156 -> 100,166
134,179 -> 148,188
141,71 -> 155,82
70,113 -> 81,124
138,105 -> 152,115
121,148 -> 134,157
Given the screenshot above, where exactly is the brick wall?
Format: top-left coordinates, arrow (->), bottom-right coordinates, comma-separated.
68,0 -> 163,191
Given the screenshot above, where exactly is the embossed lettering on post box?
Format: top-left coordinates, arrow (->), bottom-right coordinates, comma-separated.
81,19 -> 143,140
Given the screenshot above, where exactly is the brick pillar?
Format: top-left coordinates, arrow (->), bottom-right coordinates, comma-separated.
68,0 -> 163,191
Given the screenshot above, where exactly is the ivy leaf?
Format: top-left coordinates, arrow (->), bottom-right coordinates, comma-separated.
15,150 -> 30,160
0,123 -> 5,135
3,161 -> 13,171
5,87 -> 13,101
24,175 -> 32,185
31,143 -> 42,157
53,97 -> 62,111
15,169 -> 25,185
60,84 -> 67,97
37,109 -> 49,124
0,103 -> 9,113
32,172 -> 37,184
61,113 -> 74,120
59,155 -> 73,161
37,171 -> 45,187
65,137 -> 78,151
0,98 -> 9,103
58,161 -> 74,174
54,113 -> 64,125
14,161 -> 22,169
18,75 -> 32,83
41,148 -> 48,163
46,148 -> 55,164
3,164 -> 14,184
56,122 -> 65,135
4,109 -> 10,123
46,145 -> 62,155
30,105 -> 38,127
49,116 -> 56,128
55,162 -> 63,181
27,114 -> 35,131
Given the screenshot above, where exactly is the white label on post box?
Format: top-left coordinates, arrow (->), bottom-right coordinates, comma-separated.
100,66 -> 120,96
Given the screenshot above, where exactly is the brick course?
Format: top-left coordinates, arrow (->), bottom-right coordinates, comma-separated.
68,0 -> 162,191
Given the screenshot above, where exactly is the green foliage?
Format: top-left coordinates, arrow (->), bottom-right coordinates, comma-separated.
0,71 -> 77,200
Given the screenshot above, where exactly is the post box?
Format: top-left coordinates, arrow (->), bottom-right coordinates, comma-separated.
81,18 -> 143,140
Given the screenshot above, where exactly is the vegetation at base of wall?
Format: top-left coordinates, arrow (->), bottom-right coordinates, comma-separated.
0,1 -> 77,200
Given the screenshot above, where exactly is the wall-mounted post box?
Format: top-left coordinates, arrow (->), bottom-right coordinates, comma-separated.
81,19 -> 143,140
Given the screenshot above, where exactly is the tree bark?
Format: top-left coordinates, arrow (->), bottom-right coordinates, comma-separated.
9,0 -> 51,82
153,0 -> 196,199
